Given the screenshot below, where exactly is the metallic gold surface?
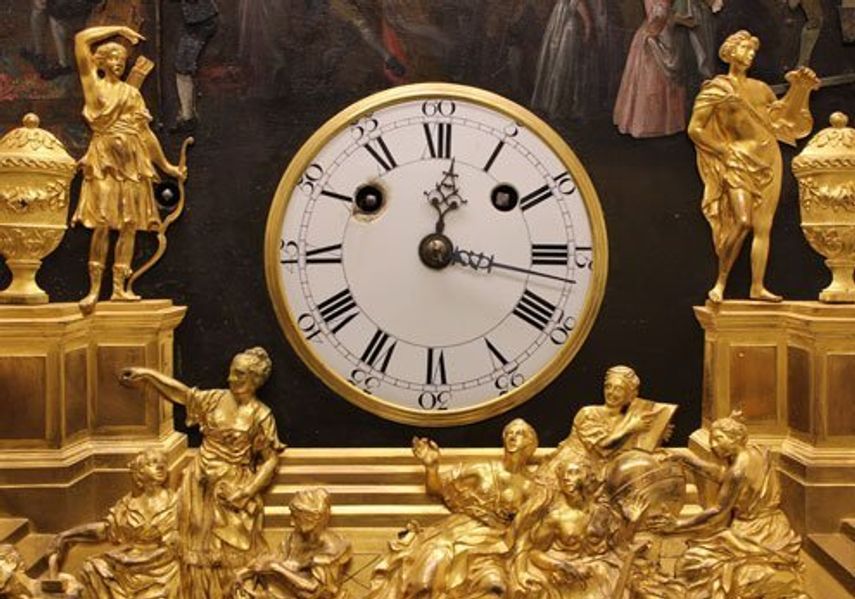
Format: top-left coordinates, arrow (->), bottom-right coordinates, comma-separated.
367,419 -> 540,598
669,412 -> 809,598
264,82 -> 609,427
0,300 -> 186,531
48,449 -> 180,599
73,26 -> 189,315
694,299 -> 855,588
1,543 -> 81,597
235,488 -> 353,599
540,365 -> 678,483
689,30 -> 819,303
793,112 -> 855,302
0,114 -> 76,305
121,347 -> 286,598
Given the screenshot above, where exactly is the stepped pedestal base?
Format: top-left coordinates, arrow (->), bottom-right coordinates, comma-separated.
0,300 -> 187,530
694,300 -> 855,589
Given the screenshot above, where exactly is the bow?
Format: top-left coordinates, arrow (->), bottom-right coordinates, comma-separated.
128,136 -> 194,295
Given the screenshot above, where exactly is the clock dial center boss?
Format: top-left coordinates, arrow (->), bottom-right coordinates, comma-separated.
265,84 -> 608,426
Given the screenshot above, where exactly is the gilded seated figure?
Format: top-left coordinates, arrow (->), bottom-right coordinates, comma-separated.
667,412 -> 809,599
540,366 -> 675,483
122,346 -> 286,598
48,449 -> 180,599
368,419 -> 539,599
509,460 -> 635,599
234,488 -> 352,599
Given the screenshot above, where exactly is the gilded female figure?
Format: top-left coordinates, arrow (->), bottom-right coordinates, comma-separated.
122,347 -> 285,599
368,419 -> 539,599
510,460 -> 628,599
48,449 -> 180,599
667,412 -> 809,598
73,26 -> 185,314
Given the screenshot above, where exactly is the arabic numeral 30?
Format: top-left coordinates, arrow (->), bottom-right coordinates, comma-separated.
418,391 -> 450,410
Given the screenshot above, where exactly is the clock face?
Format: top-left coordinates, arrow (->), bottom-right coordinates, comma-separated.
266,84 -> 607,426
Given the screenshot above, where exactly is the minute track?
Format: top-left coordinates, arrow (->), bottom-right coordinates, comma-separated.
268,84 -> 607,426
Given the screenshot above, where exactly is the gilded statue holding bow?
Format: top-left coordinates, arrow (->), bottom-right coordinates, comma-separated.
73,26 -> 188,314
689,30 -> 819,303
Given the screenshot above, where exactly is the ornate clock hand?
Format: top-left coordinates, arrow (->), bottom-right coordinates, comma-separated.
452,247 -> 576,285
425,158 -> 466,234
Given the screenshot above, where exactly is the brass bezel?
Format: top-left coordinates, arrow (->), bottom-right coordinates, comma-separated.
265,83 -> 608,426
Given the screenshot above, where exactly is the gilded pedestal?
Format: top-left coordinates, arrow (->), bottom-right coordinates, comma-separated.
0,300 -> 187,531
693,300 -> 855,538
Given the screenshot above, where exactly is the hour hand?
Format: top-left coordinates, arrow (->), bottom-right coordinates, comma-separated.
425,158 -> 465,234
452,246 -> 575,285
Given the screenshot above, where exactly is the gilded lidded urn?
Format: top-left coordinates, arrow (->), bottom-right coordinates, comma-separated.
0,113 -> 76,304
793,112 -> 855,303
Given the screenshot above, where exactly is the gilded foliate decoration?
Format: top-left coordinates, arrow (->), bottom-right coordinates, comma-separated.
0,180 -> 69,214
0,226 -> 65,259
0,114 -> 77,176
802,225 -> 855,259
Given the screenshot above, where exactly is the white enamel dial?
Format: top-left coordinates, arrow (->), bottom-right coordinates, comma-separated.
266,84 -> 607,426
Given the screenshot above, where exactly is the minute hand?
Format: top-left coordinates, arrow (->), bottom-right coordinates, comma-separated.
452,247 -> 575,285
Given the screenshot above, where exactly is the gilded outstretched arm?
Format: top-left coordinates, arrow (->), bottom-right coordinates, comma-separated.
121,367 -> 190,406
143,130 -> 184,179
672,452 -> 744,530
412,437 -> 443,497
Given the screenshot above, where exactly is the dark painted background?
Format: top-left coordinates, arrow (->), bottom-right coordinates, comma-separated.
1,0 -> 853,448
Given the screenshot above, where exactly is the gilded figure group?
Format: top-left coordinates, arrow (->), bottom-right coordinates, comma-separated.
11,358 -> 807,599
0,23 -> 841,599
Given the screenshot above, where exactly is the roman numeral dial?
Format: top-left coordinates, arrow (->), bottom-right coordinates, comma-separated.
269,85 -> 606,426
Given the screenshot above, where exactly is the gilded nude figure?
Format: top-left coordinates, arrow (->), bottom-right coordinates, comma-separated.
689,30 -> 818,303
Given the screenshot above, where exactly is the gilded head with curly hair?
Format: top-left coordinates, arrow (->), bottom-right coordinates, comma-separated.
228,347 -> 273,400
604,365 -> 640,409
710,410 -> 749,459
719,30 -> 759,69
289,488 -> 332,536
94,41 -> 128,80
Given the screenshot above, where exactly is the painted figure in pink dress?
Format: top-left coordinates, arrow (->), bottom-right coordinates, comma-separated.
613,0 -> 686,138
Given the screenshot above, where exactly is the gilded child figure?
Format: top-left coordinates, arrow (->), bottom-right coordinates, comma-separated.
234,488 -> 352,599
689,30 -> 819,303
